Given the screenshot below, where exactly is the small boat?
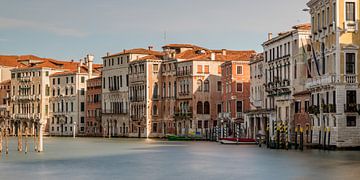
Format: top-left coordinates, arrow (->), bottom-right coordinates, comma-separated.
219,138 -> 257,145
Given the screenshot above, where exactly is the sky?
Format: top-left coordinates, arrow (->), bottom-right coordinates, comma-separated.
0,0 -> 309,63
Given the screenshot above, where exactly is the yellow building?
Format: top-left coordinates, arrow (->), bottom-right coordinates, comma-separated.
307,0 -> 360,147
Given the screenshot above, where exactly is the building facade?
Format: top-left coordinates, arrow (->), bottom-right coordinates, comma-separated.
49,55 -> 99,136
307,0 -> 360,147
220,60 -> 251,138
102,48 -> 162,137
85,76 -> 102,136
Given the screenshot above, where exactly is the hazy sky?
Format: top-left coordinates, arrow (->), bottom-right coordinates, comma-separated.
0,0 -> 309,63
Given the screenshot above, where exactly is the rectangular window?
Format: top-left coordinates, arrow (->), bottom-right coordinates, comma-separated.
236,66 -> 243,74
295,101 -> 301,113
217,104 -> 222,114
152,123 -> 157,133
197,120 -> 202,129
217,81 -> 222,91
197,65 -> 203,73
204,65 -> 209,74
81,88 -> 85,95
346,116 -> 356,127
153,64 -> 159,72
81,76 -> 85,83
236,83 -> 243,92
81,102 -> 85,112
305,101 -> 310,112
236,101 -> 243,113
346,53 -> 356,74
57,78 -> 60,84
81,116 -> 85,123
346,2 -> 355,21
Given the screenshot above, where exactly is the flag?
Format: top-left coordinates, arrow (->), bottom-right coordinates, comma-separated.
301,40 -> 312,78
310,39 -> 321,76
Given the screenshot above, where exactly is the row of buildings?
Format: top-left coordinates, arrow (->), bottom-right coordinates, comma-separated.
1,0 -> 360,149
0,44 -> 256,148
246,0 -> 360,148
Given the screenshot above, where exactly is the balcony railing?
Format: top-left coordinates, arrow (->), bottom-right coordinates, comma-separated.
174,111 -> 193,118
322,104 -> 336,113
305,74 -> 337,89
345,74 -> 357,84
344,104 -> 359,113
102,109 -> 128,115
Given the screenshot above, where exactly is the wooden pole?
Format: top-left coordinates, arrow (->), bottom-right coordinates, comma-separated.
5,126 -> 8,154
17,126 -> 21,151
0,128 -> 3,154
25,127 -> 28,154
34,124 -> 37,152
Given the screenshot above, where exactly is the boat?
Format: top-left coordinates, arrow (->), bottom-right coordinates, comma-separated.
219,138 -> 257,145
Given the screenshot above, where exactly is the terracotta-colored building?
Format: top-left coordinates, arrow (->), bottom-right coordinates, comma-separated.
85,76 -> 102,136
0,80 -> 11,131
220,60 -> 251,138
293,90 -> 311,144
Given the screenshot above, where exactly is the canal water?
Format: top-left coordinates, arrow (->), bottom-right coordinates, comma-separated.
0,137 -> 360,180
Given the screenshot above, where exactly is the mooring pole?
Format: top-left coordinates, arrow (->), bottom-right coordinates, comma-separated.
5,127 -> 8,155
38,123 -> 43,152
34,124 -> 37,152
25,127 -> 28,154
0,128 -> 3,154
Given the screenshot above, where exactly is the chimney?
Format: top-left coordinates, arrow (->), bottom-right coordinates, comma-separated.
77,64 -> 81,73
148,46 -> 153,51
211,52 -> 216,60
71,59 -> 74,63
79,58 -> 83,66
87,54 -> 94,78
106,52 -> 110,57
222,49 -> 227,56
268,33 -> 273,40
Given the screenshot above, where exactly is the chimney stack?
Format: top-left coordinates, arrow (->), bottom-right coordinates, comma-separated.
106,52 -> 110,57
87,54 -> 94,78
268,33 -> 273,40
211,52 -> 216,60
148,46 -> 153,51
222,49 -> 227,56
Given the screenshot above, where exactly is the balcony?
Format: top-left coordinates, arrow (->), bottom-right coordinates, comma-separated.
174,111 -> 193,118
236,112 -> 243,119
19,76 -> 32,82
102,109 -> 128,115
130,115 -> 143,121
308,105 -> 320,115
305,74 -> 338,89
18,95 -> 33,101
345,74 -> 357,84
322,104 -> 336,113
344,104 -> 359,113
344,21 -> 358,32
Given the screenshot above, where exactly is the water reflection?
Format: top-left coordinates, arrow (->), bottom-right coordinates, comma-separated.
0,137 -> 360,180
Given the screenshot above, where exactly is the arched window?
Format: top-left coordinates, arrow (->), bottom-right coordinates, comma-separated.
204,80 -> 209,92
204,101 -> 210,114
153,83 -> 158,98
153,105 -> 158,115
197,79 -> 203,91
197,101 -> 203,114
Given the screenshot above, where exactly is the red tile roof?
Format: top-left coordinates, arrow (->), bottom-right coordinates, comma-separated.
177,49 -> 256,62
104,48 -> 163,58
162,44 -> 207,50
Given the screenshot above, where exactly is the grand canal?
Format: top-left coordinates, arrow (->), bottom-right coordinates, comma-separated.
0,137 -> 360,180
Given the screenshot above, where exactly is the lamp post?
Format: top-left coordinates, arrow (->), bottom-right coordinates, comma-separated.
73,121 -> 76,138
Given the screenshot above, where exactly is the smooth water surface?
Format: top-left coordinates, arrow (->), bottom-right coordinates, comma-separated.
0,137 -> 360,180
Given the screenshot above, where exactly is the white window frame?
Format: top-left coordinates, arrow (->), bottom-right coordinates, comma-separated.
344,50 -> 357,75
236,65 -> 243,75
344,0 -> 358,31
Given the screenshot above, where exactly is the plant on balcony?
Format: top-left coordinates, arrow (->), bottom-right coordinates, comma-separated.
308,105 -> 320,115
322,104 -> 329,113
328,104 -> 336,113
